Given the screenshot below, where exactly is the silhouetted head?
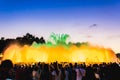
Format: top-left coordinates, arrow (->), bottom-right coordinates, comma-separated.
1,59 -> 13,70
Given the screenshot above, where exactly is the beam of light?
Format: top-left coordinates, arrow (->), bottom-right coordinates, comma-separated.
2,43 -> 118,64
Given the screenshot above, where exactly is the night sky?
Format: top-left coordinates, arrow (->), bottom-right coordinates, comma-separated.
0,0 -> 120,53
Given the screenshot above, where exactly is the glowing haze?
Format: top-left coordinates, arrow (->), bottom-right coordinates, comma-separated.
0,0 -> 120,53
2,33 -> 118,64
2,43 -> 118,64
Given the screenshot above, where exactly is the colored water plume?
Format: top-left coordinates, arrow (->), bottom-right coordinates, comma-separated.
2,43 -> 118,64
1,33 -> 119,64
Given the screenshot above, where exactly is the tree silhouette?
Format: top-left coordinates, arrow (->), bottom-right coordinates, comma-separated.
16,33 -> 45,45
0,33 -> 46,54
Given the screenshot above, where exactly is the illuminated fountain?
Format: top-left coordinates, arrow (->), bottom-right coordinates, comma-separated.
2,33 -> 118,64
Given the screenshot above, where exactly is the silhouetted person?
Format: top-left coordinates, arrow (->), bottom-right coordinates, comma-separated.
108,63 -> 120,80
84,66 -> 96,80
0,59 -> 14,80
40,64 -> 50,80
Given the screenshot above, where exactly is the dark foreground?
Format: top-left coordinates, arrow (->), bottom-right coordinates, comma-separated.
0,60 -> 120,80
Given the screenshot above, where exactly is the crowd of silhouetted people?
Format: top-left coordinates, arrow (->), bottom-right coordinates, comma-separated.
0,59 -> 120,80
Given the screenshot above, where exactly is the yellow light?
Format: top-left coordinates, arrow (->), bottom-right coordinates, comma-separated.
2,44 -> 118,64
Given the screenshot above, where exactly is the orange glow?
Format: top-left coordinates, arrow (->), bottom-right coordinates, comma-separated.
2,44 -> 118,64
